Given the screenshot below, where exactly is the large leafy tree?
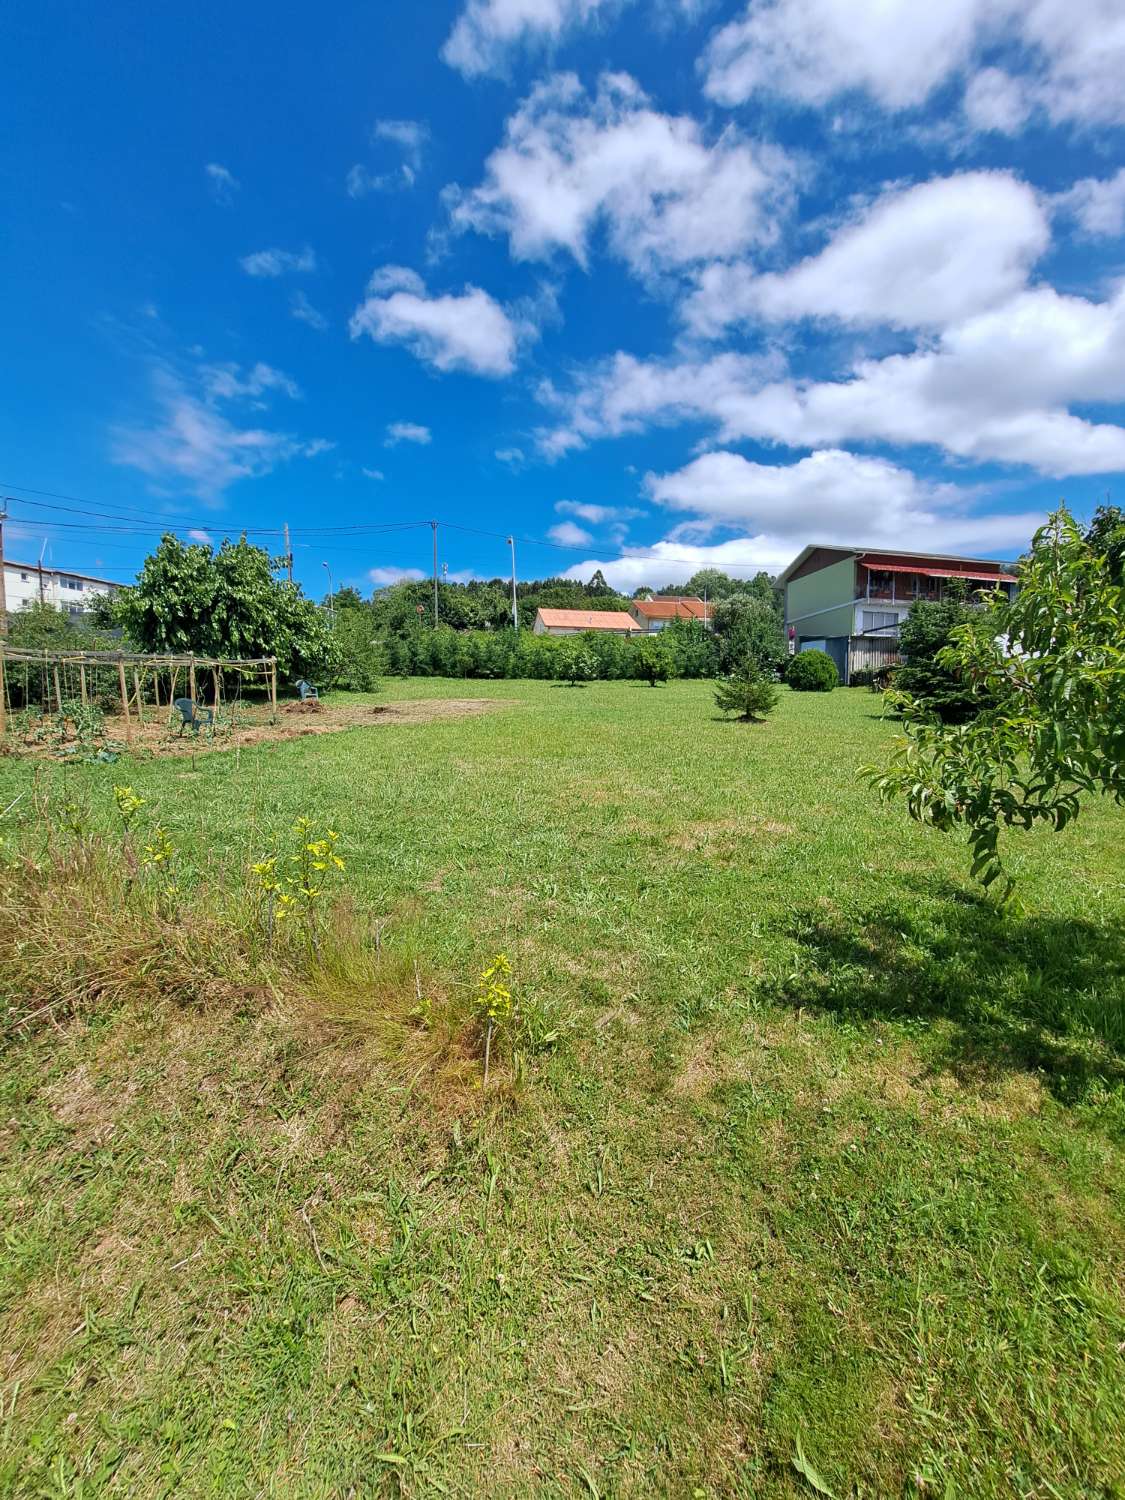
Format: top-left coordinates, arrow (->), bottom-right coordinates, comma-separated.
866,509 -> 1125,897
113,535 -> 339,681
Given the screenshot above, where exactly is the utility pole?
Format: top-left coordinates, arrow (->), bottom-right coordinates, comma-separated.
0,500 -> 8,637
322,561 -> 334,624
507,535 -> 519,629
430,521 -> 439,627
283,523 -> 293,583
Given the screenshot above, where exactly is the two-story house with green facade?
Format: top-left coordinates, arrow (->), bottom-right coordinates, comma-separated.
777,545 -> 1018,684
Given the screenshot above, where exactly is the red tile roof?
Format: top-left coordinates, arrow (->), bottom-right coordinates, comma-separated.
859,555 -> 1018,584
536,608 -> 639,631
630,597 -> 709,620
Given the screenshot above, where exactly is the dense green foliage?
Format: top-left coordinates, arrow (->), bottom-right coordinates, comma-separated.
4,601 -> 110,653
352,568 -> 779,683
894,586 -> 985,724
113,536 -> 340,683
786,648 -> 839,692
869,508 -> 1125,895
634,636 -> 673,686
1086,502 -> 1125,582
709,594 -> 786,673
713,663 -> 779,721
375,620 -> 720,682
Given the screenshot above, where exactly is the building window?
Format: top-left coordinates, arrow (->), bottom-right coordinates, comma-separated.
61,576 -> 83,591
862,610 -> 898,633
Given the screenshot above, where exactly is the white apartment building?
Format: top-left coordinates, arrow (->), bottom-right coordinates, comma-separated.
3,559 -> 122,619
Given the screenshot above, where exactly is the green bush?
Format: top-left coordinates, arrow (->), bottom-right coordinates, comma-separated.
556,644 -> 597,686
787,649 -> 838,692
634,637 -> 672,687
713,664 -> 779,721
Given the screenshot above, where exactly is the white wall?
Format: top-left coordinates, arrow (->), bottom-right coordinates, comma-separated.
3,563 -> 119,617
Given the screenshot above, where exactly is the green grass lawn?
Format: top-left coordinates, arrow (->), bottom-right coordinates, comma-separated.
0,678 -> 1122,1497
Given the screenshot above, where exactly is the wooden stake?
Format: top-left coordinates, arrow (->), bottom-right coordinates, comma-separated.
79,664 -> 87,707
152,669 -> 161,709
212,667 -> 220,718
117,660 -> 132,742
269,658 -> 278,720
133,669 -> 145,726
189,657 -> 197,708
53,665 -> 62,714
0,647 -> 6,738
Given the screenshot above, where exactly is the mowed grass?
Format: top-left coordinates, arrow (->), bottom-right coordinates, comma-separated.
0,678 -> 1122,1498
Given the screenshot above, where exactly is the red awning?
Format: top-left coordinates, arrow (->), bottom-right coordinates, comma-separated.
859,559 -> 1016,584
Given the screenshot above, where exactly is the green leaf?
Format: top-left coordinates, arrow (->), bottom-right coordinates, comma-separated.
792,1434 -> 836,1497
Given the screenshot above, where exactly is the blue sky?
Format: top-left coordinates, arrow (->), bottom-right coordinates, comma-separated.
2,0 -> 1123,597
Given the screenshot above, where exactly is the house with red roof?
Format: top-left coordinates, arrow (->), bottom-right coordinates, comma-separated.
532,607 -> 640,636
777,545 -> 1019,684
627,596 -> 711,632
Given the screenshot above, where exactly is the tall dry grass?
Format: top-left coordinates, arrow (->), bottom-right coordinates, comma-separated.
0,803 -> 493,1102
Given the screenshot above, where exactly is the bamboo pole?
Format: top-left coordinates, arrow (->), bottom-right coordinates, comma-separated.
189,657 -> 197,707
53,665 -> 63,714
212,667 -> 220,718
0,646 -> 6,738
117,660 -> 132,743
269,659 -> 278,720
79,664 -> 87,707
133,669 -> 145,726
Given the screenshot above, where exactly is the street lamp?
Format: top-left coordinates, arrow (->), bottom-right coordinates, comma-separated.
322,561 -> 334,623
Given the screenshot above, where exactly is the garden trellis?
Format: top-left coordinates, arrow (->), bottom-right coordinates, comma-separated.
0,644 -> 278,743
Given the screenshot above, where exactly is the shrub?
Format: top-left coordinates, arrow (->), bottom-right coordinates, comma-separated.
714,664 -> 779,722
634,637 -> 672,687
894,590 -> 986,724
787,649 -> 838,692
557,645 -> 597,686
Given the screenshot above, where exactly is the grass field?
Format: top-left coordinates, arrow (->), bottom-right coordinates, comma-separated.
0,678 -> 1122,1498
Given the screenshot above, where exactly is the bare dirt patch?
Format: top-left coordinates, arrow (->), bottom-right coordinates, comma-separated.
5,697 -> 506,761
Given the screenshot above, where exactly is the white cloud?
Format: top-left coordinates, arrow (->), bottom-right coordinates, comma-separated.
441,0 -> 703,76
239,246 -> 317,278
204,163 -> 239,204
291,290 -> 329,330
348,120 -> 430,197
303,438 -> 336,457
373,118 -> 429,170
362,467 -> 386,480
684,171 -> 1049,338
560,499 -> 1038,592
495,446 -> 526,467
442,0 -> 613,78
448,72 -> 795,281
188,528 -> 213,544
1054,168 -> 1125,239
548,519 -> 594,545
556,499 -> 644,523
200,361 -> 302,402
563,537 -> 797,591
385,421 -> 432,446
112,369 -> 326,500
701,0 -> 985,113
642,448 -> 1042,560
539,281 -> 1125,475
700,0 -> 1125,129
962,67 -> 1030,133
370,566 -> 427,586
350,265 -> 524,377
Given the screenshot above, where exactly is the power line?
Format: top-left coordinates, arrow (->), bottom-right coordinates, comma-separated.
2,481 -> 777,577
